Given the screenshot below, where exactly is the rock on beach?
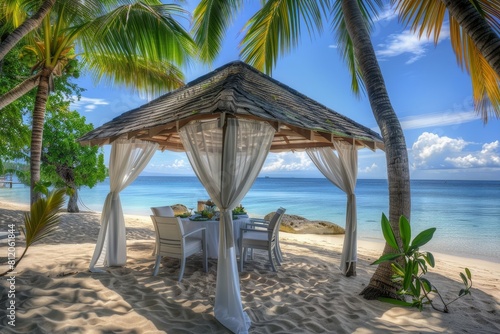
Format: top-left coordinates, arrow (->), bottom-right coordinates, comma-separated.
264,212 -> 345,234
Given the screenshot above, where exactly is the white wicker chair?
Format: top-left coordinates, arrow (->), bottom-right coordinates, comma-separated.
239,208 -> 286,272
150,215 -> 207,281
247,207 -> 286,263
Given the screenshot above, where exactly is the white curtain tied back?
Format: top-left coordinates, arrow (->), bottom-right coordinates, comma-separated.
306,142 -> 358,275
179,118 -> 275,334
89,139 -> 158,272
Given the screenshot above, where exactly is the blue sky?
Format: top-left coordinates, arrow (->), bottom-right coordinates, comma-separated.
71,2 -> 500,180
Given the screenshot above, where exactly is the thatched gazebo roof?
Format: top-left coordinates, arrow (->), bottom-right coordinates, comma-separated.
78,61 -> 384,152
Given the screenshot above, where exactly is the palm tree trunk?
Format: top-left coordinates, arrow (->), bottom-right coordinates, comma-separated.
0,73 -> 41,110
0,0 -> 56,61
341,0 -> 411,299
67,188 -> 79,213
442,0 -> 500,79
30,67 -> 52,204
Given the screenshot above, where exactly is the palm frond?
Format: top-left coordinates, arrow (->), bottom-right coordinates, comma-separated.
80,2 -> 196,66
339,29 -> 365,97
393,0 -> 500,43
82,52 -> 185,97
461,30 -> 500,121
0,0 -> 28,29
329,0 -> 381,96
192,0 -> 244,62
450,15 -> 500,121
392,0 -> 446,44
394,0 -> 500,121
240,0 -> 326,75
21,188 -> 65,246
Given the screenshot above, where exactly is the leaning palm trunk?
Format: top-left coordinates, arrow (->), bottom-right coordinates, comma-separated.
0,0 -> 56,61
67,188 -> 79,213
341,0 -> 411,299
442,0 -> 500,79
0,73 -> 41,110
30,67 -> 52,204
0,188 -> 65,277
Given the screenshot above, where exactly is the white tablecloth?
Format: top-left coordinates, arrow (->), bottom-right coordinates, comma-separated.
182,215 -> 249,259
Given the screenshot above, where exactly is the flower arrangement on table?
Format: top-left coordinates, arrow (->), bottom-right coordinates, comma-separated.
199,200 -> 217,219
232,204 -> 247,215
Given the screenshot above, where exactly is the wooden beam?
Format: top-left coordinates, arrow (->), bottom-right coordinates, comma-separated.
287,125 -> 314,141
270,141 -> 333,151
316,132 -> 335,143
127,129 -> 144,140
149,125 -> 169,137
268,120 -> 281,132
108,135 -> 121,144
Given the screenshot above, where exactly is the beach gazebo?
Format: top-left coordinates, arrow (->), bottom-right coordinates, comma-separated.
78,61 -> 384,334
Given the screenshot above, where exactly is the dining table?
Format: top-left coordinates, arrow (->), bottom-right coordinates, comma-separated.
181,214 -> 250,259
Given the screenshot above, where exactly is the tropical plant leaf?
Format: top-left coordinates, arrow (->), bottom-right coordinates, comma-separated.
416,279 -> 422,296
22,188 -> 65,247
410,227 -> 436,249
371,252 -> 402,265
465,267 -> 472,280
192,0 -> 244,62
424,252 -> 435,268
459,272 -> 469,286
240,0 -> 326,74
391,262 -> 405,276
421,277 -> 432,293
403,258 -> 413,290
381,213 -> 399,250
399,215 -> 411,253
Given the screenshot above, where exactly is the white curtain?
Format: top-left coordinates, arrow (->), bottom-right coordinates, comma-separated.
180,118 -> 275,334
89,139 -> 158,272
306,142 -> 358,275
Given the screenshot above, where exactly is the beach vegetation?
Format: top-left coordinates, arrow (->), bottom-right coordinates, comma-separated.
0,0 -> 197,205
0,43 -> 32,172
40,109 -> 107,212
0,188 -> 65,277
372,213 -> 473,313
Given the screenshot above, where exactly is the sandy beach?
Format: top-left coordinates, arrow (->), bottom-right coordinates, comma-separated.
0,201 -> 499,333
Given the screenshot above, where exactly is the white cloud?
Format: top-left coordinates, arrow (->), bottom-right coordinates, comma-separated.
150,159 -> 187,169
481,141 -> 499,154
376,27 -> 449,64
359,163 -> 378,174
400,111 -> 480,130
71,96 -> 109,112
262,152 -> 313,172
373,5 -> 398,23
411,133 -> 500,169
170,159 -> 186,168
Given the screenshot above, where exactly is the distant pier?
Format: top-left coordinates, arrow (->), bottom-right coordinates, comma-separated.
0,176 -> 22,188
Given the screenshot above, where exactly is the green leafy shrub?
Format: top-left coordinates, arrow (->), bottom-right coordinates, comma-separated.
372,213 -> 472,313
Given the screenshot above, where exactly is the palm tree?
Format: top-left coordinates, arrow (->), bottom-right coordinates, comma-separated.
0,0 -> 56,61
0,0 -> 196,204
393,0 -> 500,121
193,0 -> 410,298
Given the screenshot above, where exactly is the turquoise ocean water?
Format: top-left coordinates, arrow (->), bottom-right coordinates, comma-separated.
1,177 -> 499,262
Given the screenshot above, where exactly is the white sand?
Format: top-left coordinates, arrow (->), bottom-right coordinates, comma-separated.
0,201 -> 499,333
